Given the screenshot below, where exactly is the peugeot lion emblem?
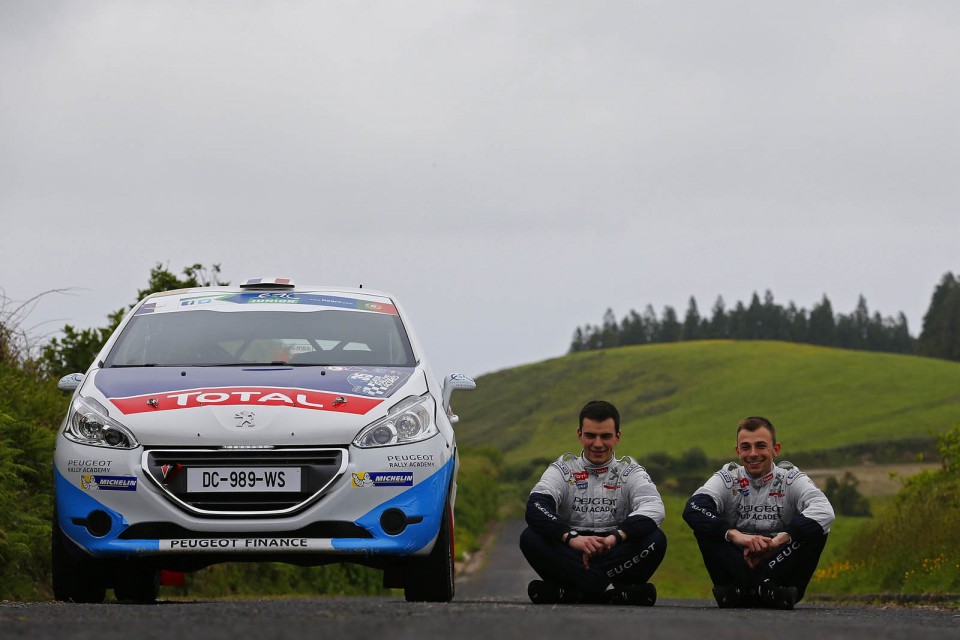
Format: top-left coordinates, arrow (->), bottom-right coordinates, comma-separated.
234,411 -> 256,428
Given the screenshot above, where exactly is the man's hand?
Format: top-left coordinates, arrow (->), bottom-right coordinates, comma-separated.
726,530 -> 791,569
568,535 -> 608,569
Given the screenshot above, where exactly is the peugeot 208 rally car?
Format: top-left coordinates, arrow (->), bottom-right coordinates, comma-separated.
53,278 -> 475,603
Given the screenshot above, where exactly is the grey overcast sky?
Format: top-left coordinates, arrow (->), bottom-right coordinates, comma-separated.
2,1 -> 958,379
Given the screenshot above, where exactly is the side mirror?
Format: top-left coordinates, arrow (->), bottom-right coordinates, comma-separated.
441,373 -> 476,424
57,373 -> 85,392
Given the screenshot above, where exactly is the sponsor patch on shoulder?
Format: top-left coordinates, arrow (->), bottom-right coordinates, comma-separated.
718,470 -> 733,486
622,463 -> 640,477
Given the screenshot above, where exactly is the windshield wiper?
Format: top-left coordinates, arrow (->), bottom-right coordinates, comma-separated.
194,361 -> 293,367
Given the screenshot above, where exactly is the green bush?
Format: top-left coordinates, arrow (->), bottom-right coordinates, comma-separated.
812,425 -> 960,595
453,447 -> 502,558
824,472 -> 872,517
0,412 -> 56,599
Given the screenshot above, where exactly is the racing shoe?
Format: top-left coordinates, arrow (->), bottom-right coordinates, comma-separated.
712,584 -> 746,608
527,580 -> 581,605
607,583 -> 657,606
760,581 -> 798,610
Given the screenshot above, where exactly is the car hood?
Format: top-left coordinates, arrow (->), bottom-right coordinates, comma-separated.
86,365 -> 424,446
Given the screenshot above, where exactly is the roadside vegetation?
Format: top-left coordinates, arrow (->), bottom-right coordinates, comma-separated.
811,426 -> 960,598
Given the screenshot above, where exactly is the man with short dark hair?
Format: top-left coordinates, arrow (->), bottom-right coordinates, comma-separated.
682,416 -> 835,609
519,400 -> 667,605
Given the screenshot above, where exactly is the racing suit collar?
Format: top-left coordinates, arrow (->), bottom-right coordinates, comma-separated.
580,452 -> 614,471
749,463 -> 778,489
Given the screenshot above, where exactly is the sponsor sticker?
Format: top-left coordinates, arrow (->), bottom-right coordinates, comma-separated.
67,459 -> 113,473
162,538 -> 328,551
109,387 -> 384,416
386,454 -> 436,469
573,471 -> 589,482
81,475 -> 138,491
351,472 -> 413,488
347,372 -> 403,397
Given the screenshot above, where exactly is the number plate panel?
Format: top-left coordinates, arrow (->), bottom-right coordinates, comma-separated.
186,467 -> 302,493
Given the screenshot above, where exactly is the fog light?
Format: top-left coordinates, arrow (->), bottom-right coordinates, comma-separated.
380,508 -> 408,535
85,510 -> 113,537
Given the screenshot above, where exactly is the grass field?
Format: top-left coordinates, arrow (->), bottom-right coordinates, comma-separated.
454,340 -> 960,470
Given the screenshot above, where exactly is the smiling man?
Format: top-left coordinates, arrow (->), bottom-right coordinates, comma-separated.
682,416 -> 835,610
519,400 -> 667,605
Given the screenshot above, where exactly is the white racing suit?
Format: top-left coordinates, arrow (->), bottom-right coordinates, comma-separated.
682,460 -> 835,600
520,453 -> 667,595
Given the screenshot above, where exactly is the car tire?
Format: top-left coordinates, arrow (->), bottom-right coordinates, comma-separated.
51,513 -> 107,603
403,502 -> 455,603
113,563 -> 161,604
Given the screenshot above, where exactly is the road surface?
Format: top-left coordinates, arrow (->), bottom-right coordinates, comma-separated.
2,520 -> 957,640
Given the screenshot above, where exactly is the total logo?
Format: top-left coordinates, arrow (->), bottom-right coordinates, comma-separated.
109,387 -> 383,416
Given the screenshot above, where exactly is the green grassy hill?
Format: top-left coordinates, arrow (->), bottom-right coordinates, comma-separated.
454,340 -> 960,470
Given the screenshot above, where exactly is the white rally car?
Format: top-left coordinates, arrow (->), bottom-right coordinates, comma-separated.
53,278 -> 475,603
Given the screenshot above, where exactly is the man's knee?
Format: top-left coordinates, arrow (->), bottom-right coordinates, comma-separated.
604,528 -> 667,584
628,527 -> 667,562
519,527 -> 548,554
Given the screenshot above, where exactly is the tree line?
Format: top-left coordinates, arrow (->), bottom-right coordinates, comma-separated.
570,271 -> 960,362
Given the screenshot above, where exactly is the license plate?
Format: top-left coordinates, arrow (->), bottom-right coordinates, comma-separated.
186,467 -> 302,493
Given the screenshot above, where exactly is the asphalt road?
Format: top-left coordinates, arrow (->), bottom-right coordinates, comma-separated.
3,520 -> 958,640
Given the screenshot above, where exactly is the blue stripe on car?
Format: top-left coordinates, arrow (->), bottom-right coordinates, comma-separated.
54,467 -> 159,554
334,456 -> 454,554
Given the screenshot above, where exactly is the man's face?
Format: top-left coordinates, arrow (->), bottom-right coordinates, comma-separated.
736,427 -> 781,478
578,417 -> 620,465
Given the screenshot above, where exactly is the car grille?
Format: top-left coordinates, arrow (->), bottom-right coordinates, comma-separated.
141,448 -> 347,517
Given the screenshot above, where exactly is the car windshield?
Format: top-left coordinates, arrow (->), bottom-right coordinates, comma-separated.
103,309 -> 416,367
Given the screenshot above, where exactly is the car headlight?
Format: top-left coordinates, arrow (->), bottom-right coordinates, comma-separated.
63,396 -> 140,449
353,394 -> 437,448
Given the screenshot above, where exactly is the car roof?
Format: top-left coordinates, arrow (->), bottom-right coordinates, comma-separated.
145,281 -> 395,302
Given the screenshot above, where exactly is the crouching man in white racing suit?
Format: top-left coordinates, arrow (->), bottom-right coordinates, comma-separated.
683,416 -> 835,610
520,400 -> 667,605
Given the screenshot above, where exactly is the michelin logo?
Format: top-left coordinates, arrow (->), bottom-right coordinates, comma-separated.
81,475 -> 138,491
351,472 -> 414,488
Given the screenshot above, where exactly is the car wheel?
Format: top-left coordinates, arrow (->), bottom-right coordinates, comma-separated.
51,513 -> 107,603
404,502 -> 455,603
113,563 -> 160,604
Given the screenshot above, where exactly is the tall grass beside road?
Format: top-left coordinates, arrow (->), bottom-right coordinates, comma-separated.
811,426 -> 960,597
